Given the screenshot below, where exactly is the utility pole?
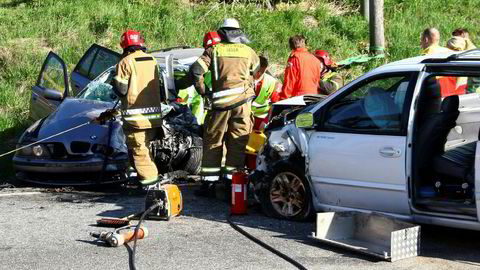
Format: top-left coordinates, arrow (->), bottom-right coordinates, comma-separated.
369,0 -> 384,55
361,0 -> 369,22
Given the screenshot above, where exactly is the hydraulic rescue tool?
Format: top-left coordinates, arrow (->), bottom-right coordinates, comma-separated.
90,225 -> 148,247
144,182 -> 183,220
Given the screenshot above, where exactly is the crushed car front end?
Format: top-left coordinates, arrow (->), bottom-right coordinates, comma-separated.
250,95 -> 324,220
13,99 -> 129,186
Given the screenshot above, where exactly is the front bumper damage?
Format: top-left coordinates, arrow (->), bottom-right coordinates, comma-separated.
250,123 -> 313,199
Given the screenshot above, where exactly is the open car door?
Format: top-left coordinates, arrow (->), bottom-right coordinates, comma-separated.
70,44 -> 120,95
30,52 -> 68,121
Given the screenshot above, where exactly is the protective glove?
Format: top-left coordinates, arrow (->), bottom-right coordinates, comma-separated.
95,109 -> 118,125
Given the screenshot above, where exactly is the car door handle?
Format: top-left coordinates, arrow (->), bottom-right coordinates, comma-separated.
379,147 -> 401,158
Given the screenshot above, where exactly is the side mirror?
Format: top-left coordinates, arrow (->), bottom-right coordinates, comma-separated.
43,88 -> 64,101
295,112 -> 314,129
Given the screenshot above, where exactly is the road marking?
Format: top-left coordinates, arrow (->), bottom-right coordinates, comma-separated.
0,192 -> 42,197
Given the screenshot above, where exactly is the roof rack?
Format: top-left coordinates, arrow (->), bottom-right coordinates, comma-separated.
421,48 -> 480,63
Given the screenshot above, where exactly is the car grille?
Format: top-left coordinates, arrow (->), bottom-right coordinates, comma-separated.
71,141 -> 91,153
47,143 -> 67,158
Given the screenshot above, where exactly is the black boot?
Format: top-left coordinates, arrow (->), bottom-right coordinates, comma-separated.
194,182 -> 216,197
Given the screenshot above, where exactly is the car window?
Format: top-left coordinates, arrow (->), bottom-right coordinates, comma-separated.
74,46 -> 120,81
322,75 -> 412,134
75,47 -> 97,78
38,56 -> 66,94
89,50 -> 119,80
77,70 -> 117,102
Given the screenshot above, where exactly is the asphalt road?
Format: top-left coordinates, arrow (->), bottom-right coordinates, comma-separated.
1,184 -> 480,270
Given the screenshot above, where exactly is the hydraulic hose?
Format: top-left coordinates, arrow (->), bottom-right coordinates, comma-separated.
226,214 -> 308,270
0,100 -> 120,159
130,202 -> 162,270
0,121 -> 92,158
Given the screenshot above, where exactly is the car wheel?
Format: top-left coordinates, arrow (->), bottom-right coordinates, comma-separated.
260,163 -> 313,221
174,135 -> 202,175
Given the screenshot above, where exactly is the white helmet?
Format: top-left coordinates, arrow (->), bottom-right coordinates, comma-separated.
220,18 -> 240,29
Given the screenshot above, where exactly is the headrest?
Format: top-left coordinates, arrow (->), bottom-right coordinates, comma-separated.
441,95 -> 459,113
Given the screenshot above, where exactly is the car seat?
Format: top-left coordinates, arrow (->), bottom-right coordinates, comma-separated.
415,95 -> 460,181
363,87 -> 401,128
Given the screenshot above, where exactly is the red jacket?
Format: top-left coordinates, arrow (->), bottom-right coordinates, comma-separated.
278,48 -> 322,100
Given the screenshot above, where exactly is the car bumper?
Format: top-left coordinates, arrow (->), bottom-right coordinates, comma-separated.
13,156 -> 129,173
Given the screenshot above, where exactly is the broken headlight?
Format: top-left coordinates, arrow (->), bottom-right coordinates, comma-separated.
268,128 -> 296,157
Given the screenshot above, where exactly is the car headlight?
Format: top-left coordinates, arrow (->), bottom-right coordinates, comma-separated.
268,129 -> 296,157
16,144 -> 50,158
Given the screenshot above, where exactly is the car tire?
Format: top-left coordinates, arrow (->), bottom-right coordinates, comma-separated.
174,135 -> 202,175
259,163 -> 313,221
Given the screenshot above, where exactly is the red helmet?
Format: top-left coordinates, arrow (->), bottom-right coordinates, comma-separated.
314,50 -> 333,67
120,30 -> 145,49
203,31 -> 221,49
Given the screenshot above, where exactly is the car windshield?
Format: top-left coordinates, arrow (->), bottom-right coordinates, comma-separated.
75,54 -> 195,103
76,68 -> 118,103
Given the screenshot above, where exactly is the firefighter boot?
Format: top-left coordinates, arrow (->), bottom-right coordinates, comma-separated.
194,181 -> 216,198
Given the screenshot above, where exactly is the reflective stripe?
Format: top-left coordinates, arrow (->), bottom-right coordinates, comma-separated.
201,167 -> 221,173
251,60 -> 260,75
213,47 -> 218,81
255,113 -> 268,118
224,166 -> 236,172
197,58 -> 209,73
123,114 -> 163,121
123,106 -> 162,116
216,44 -> 251,58
139,177 -> 159,185
212,87 -> 245,99
113,75 -> 129,85
204,176 -> 220,181
213,95 -> 238,105
331,80 -> 340,91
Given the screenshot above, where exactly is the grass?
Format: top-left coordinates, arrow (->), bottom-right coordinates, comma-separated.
0,0 -> 479,180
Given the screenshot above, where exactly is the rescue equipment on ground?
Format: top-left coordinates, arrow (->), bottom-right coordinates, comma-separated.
90,225 -> 148,247
231,170 -> 248,215
144,183 -> 183,220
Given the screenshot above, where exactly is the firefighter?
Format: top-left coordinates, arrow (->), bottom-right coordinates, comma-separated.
99,30 -> 163,186
252,55 -> 282,130
420,27 -> 451,55
176,32 -> 221,125
451,28 -> 476,50
314,50 -> 344,95
190,18 -> 260,196
278,35 -> 322,101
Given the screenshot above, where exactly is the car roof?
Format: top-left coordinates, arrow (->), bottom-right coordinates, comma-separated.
151,47 -> 204,66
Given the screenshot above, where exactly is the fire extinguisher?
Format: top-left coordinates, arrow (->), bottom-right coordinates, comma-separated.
231,170 -> 247,215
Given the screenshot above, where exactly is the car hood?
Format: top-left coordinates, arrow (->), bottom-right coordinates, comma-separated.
273,94 -> 326,106
24,98 -> 126,153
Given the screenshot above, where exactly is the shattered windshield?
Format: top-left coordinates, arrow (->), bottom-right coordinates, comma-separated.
77,68 -> 118,103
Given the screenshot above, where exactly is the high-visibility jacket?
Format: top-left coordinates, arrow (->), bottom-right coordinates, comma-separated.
113,50 -> 162,130
252,73 -> 277,118
422,44 -> 452,55
191,43 -> 260,110
279,48 -> 322,100
177,71 -> 212,125
318,71 -> 344,95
